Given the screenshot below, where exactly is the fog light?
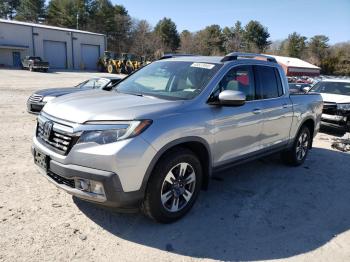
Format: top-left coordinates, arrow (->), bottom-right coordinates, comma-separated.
90,180 -> 105,196
75,178 -> 106,200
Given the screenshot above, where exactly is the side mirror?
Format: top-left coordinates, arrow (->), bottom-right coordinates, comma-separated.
302,86 -> 311,93
218,90 -> 246,106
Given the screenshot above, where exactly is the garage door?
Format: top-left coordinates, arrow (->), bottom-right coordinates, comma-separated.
43,40 -> 67,69
81,44 -> 99,70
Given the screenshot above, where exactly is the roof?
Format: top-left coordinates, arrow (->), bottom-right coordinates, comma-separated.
322,78 -> 350,83
267,54 -> 320,69
0,19 -> 104,36
100,76 -> 123,80
163,56 -> 224,64
160,53 -> 282,65
0,43 -> 29,49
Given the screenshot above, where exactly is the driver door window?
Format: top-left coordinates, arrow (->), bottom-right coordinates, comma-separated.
211,66 -> 255,101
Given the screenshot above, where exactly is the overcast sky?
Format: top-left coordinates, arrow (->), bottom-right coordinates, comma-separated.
113,0 -> 350,44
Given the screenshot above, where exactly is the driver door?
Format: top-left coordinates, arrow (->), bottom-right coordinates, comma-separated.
210,65 -> 264,166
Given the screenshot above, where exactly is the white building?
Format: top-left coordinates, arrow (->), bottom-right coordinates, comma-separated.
0,19 -> 106,70
268,55 -> 321,77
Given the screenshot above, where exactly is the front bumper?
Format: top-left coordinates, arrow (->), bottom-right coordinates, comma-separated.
31,147 -> 144,209
33,66 -> 49,69
321,113 -> 349,131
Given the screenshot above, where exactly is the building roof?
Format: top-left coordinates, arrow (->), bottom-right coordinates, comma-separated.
0,19 -> 105,36
0,43 -> 29,49
267,54 -> 320,69
322,78 -> 350,83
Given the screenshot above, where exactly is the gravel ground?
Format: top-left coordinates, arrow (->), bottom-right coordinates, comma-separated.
0,69 -> 349,262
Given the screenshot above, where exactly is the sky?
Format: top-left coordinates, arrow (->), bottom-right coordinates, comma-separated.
112,0 -> 350,44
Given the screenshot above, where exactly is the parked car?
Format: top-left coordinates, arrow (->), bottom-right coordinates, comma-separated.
22,56 -> 49,72
27,76 -> 122,114
310,79 -> 350,132
289,83 -> 312,94
31,53 -> 323,223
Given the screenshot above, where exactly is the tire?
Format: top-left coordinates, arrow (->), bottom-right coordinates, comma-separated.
121,65 -> 127,74
107,64 -> 116,74
281,126 -> 311,166
143,148 -> 202,223
126,65 -> 133,74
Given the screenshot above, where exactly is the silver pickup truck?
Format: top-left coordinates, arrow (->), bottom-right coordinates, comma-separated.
32,53 -> 323,223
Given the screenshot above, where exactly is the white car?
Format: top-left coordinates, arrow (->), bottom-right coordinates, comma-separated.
311,79 -> 350,132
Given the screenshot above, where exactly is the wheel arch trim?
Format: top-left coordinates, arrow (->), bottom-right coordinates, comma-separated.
140,136 -> 213,196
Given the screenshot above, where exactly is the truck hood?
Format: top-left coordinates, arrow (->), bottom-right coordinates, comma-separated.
35,87 -> 84,97
43,90 -> 184,124
320,93 -> 350,104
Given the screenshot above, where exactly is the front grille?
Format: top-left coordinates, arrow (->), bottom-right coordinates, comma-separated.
47,171 -> 75,188
36,119 -> 79,155
29,94 -> 43,103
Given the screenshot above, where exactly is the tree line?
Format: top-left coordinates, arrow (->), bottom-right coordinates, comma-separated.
1,0 -> 349,75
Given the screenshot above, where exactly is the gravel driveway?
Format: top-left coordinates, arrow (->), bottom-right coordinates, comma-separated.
0,69 -> 349,262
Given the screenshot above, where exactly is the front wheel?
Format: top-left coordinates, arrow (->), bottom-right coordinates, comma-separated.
281,126 -> 311,166
107,64 -> 116,74
143,148 -> 202,223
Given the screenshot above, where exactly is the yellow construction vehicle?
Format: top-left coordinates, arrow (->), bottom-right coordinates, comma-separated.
97,52 -> 150,74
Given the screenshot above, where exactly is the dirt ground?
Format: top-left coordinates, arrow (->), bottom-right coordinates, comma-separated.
0,69 -> 349,262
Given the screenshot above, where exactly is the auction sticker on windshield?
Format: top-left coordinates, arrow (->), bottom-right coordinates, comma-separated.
190,63 -> 215,69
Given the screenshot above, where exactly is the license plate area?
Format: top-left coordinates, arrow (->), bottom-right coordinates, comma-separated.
34,149 -> 49,171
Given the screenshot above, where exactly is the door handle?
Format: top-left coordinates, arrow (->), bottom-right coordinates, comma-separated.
282,103 -> 288,108
253,108 -> 262,114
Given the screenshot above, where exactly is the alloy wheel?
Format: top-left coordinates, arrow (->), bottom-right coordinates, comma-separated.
296,131 -> 309,161
160,162 -> 196,212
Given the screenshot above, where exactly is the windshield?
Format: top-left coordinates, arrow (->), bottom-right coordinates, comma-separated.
116,61 -> 222,100
29,57 -> 42,62
311,81 -> 350,96
79,78 -> 110,89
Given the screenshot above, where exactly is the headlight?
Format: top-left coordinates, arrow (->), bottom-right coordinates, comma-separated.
77,120 -> 152,145
42,96 -> 55,102
337,103 -> 350,111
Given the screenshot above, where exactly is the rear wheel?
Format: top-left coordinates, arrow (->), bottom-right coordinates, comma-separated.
143,148 -> 202,223
126,65 -> 133,74
281,126 -> 311,166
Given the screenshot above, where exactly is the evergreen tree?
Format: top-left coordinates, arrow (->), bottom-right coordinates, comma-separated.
154,17 -> 180,52
0,0 -> 20,19
244,20 -> 271,52
16,0 -> 45,23
284,32 -> 307,58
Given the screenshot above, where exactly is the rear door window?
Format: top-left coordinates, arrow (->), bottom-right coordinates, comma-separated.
255,66 -> 281,99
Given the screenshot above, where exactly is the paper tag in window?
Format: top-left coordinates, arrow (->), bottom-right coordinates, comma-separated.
190,63 -> 215,69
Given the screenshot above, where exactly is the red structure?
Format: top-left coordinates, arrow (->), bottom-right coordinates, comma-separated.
268,55 -> 320,77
